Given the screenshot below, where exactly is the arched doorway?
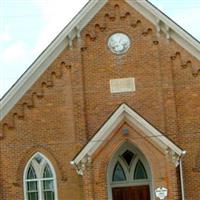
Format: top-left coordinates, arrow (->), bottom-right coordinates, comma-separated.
107,142 -> 152,200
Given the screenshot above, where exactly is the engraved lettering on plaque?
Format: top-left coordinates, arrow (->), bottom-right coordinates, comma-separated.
110,78 -> 135,93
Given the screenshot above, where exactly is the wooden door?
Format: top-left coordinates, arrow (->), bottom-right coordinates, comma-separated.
112,185 -> 150,200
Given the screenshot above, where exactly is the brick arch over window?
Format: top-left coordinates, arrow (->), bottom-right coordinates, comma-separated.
107,141 -> 152,200
14,146 -> 67,187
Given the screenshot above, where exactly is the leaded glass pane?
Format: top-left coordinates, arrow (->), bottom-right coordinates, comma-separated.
43,180 -> 54,190
134,160 -> 148,180
122,150 -> 134,166
27,181 -> 38,191
43,180 -> 55,200
112,162 -> 126,182
43,191 -> 55,200
27,165 -> 37,179
43,164 -> 53,178
27,192 -> 38,200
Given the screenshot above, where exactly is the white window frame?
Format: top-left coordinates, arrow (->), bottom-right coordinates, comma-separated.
23,152 -> 58,200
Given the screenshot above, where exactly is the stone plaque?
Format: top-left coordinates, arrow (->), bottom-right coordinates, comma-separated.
110,78 -> 135,93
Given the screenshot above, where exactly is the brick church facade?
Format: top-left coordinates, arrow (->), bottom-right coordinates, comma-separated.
0,0 -> 200,199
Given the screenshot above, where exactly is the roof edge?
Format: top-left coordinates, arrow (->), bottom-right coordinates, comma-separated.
126,0 -> 200,60
0,0 -> 108,120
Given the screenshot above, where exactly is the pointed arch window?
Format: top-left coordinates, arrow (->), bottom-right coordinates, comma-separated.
134,160 -> 148,180
112,162 -> 126,182
108,144 -> 151,200
24,153 -> 57,200
111,149 -> 148,183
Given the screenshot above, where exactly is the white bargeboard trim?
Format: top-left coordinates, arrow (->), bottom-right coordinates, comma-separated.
71,104 -> 184,169
0,0 -> 108,120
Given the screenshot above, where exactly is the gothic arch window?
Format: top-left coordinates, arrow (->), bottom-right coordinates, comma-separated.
24,153 -> 58,200
108,143 -> 152,200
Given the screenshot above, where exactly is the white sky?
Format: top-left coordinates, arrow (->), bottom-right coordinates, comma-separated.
0,0 -> 200,98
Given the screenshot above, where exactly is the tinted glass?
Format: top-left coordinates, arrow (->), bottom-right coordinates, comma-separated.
43,180 -> 55,200
27,165 -> 37,179
134,160 -> 148,180
113,162 -> 126,182
43,191 -> 55,200
122,150 -> 134,166
27,192 -> 38,200
27,181 -> 38,191
43,164 -> 53,178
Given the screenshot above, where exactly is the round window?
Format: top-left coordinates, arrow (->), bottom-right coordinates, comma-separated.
108,33 -> 131,54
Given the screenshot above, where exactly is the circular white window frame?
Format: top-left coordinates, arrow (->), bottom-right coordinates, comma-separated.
108,33 -> 131,54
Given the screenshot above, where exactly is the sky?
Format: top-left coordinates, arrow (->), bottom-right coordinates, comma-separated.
0,0 -> 200,98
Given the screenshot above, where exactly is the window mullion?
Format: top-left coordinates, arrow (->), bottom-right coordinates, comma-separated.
38,180 -> 43,200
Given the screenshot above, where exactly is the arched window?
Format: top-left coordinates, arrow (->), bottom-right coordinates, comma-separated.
111,150 -> 148,183
108,143 -> 151,200
134,160 -> 148,180
24,153 -> 57,200
112,162 -> 126,181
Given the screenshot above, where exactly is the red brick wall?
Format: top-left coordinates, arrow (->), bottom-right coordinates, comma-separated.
1,0 -> 200,199
85,123 -> 180,200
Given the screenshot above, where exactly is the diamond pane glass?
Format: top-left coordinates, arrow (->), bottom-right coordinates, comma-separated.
113,162 -> 126,182
122,150 -> 134,166
34,154 -> 43,164
43,164 -> 53,178
134,160 -> 148,180
27,165 -> 37,179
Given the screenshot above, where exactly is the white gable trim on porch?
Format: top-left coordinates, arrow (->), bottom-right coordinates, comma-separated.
71,104 -> 185,173
1,0 -> 199,120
